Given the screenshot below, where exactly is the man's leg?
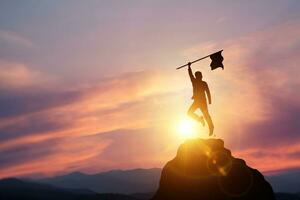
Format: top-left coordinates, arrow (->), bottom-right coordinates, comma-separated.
187,101 -> 205,126
199,102 -> 214,136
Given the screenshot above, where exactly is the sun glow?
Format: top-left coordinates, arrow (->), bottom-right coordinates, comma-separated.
176,117 -> 199,140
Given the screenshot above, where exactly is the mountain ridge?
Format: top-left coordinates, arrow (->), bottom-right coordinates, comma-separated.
1,177 -> 299,200
0,177 -> 139,200
38,167 -> 161,194
14,163 -> 300,194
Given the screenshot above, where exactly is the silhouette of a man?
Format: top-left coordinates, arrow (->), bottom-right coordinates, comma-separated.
187,62 -> 214,136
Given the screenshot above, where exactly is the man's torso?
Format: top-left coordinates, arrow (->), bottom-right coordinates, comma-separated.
192,80 -> 207,101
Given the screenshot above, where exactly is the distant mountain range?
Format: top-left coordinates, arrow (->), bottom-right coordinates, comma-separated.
38,168 -> 161,194
1,178 -> 299,200
1,167 -> 299,200
265,168 -> 300,193
0,178 -> 139,200
35,167 -> 300,194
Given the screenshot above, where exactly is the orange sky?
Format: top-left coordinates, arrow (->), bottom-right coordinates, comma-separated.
0,1 -> 300,178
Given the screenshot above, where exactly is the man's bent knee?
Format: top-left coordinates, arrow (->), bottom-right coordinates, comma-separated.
187,107 -> 196,115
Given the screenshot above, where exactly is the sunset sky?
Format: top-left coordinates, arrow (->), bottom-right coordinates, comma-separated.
0,0 -> 300,178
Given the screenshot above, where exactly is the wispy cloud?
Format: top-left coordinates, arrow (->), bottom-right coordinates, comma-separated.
0,64 -> 186,177
0,60 -> 56,90
0,30 -> 34,48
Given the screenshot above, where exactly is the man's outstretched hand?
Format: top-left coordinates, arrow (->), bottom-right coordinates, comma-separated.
187,62 -> 191,68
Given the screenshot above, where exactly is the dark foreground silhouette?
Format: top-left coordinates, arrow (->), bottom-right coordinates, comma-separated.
151,139 -> 276,200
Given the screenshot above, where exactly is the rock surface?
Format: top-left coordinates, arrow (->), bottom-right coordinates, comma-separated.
152,139 -> 275,200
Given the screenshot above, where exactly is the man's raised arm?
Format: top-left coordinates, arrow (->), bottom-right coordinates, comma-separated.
205,83 -> 212,104
188,63 -> 195,82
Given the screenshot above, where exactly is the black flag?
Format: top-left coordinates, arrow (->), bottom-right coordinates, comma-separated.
176,50 -> 224,70
210,50 -> 224,70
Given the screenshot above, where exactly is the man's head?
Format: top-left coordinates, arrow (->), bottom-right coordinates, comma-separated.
195,71 -> 202,80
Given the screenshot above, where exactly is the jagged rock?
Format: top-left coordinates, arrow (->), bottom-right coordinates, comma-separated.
152,139 -> 275,200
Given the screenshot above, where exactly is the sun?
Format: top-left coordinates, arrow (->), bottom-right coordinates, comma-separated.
176,118 -> 199,139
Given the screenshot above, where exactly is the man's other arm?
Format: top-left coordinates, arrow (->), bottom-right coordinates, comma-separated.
205,82 -> 212,104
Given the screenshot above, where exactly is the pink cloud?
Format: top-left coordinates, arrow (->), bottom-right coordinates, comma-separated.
0,30 -> 34,48
0,60 -> 59,91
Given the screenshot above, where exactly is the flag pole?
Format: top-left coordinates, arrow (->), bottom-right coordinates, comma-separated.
176,50 -> 223,70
